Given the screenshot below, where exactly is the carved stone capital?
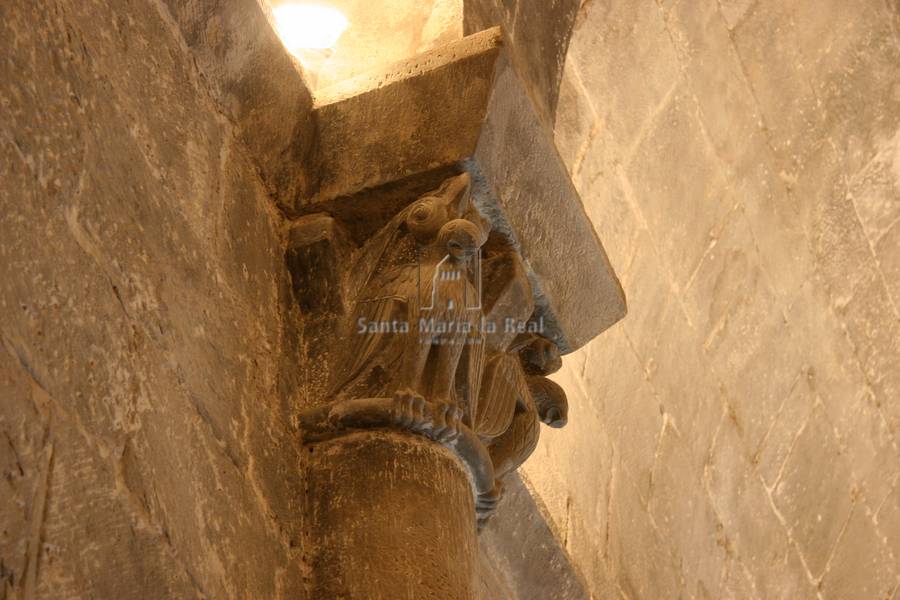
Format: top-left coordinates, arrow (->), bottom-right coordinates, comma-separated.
290,173 -> 579,527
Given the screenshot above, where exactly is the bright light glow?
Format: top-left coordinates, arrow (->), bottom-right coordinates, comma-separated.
273,3 -> 349,52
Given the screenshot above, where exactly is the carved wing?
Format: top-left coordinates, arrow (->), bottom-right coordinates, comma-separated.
329,264 -> 418,398
488,405 -> 540,480
455,333 -> 485,426
345,204 -> 414,308
472,353 -> 528,440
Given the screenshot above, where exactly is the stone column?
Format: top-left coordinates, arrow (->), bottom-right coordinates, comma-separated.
303,431 -> 478,599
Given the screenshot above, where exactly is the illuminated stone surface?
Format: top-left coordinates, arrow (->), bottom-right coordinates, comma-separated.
268,0 -> 463,89
2,0 -> 899,598
524,0 -> 900,597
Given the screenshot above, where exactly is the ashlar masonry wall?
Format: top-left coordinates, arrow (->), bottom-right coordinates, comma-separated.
524,1 -> 900,598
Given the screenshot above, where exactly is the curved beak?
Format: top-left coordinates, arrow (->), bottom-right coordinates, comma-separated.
542,408 -> 567,428
439,173 -> 471,215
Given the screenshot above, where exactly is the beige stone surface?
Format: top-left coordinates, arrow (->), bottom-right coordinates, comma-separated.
479,474 -> 590,600
163,0 -> 318,215
0,1 -> 308,597
525,0 -> 900,597
268,0 -> 463,90
311,28 -> 501,202
303,432 -> 478,599
5,0 -> 898,597
464,0 -> 582,128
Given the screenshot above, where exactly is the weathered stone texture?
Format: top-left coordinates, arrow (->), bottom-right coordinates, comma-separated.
464,0 -> 581,128
272,0 -> 464,90
478,474 -> 590,600
523,0 -> 900,597
1,1 -> 308,597
312,29 -> 501,203
162,0 -> 317,215
303,432 -> 478,600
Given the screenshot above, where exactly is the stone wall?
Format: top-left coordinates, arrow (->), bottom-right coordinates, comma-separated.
464,0 -> 581,128
0,1 -> 310,597
523,0 -> 900,598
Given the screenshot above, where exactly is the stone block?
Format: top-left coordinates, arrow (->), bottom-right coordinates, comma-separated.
730,2 -> 822,164
719,310 -> 807,465
576,161 -> 640,282
841,303 -> 900,436
286,213 -> 352,314
707,415 -> 820,598
876,220 -> 900,312
820,504 -> 897,600
520,0 -> 900,595
479,474 -> 591,600
647,426 -> 727,598
504,0 -> 581,125
717,0 -> 757,30
560,508 -> 621,600
717,559 -> 758,599
567,0 -> 682,152
0,345 -> 206,599
682,206 -> 785,391
626,85 -> 735,294
0,2 -> 311,596
312,29 -> 502,203
834,391 -> 899,511
772,406 -> 855,578
520,363 -> 608,523
736,147 -> 816,305
877,480 -> 900,564
162,0 -> 317,213
478,548 -> 516,600
665,0 -> 765,175
754,374 -> 815,488
308,28 -> 626,352
607,471 -> 687,598
575,337 -> 662,504
467,48 -> 625,351
616,230 -> 678,371
303,432 -> 477,600
642,300 -> 722,477
797,2 -> 900,176
781,280 -> 864,406
552,62 -> 597,176
463,0 -> 581,128
849,131 -> 900,246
